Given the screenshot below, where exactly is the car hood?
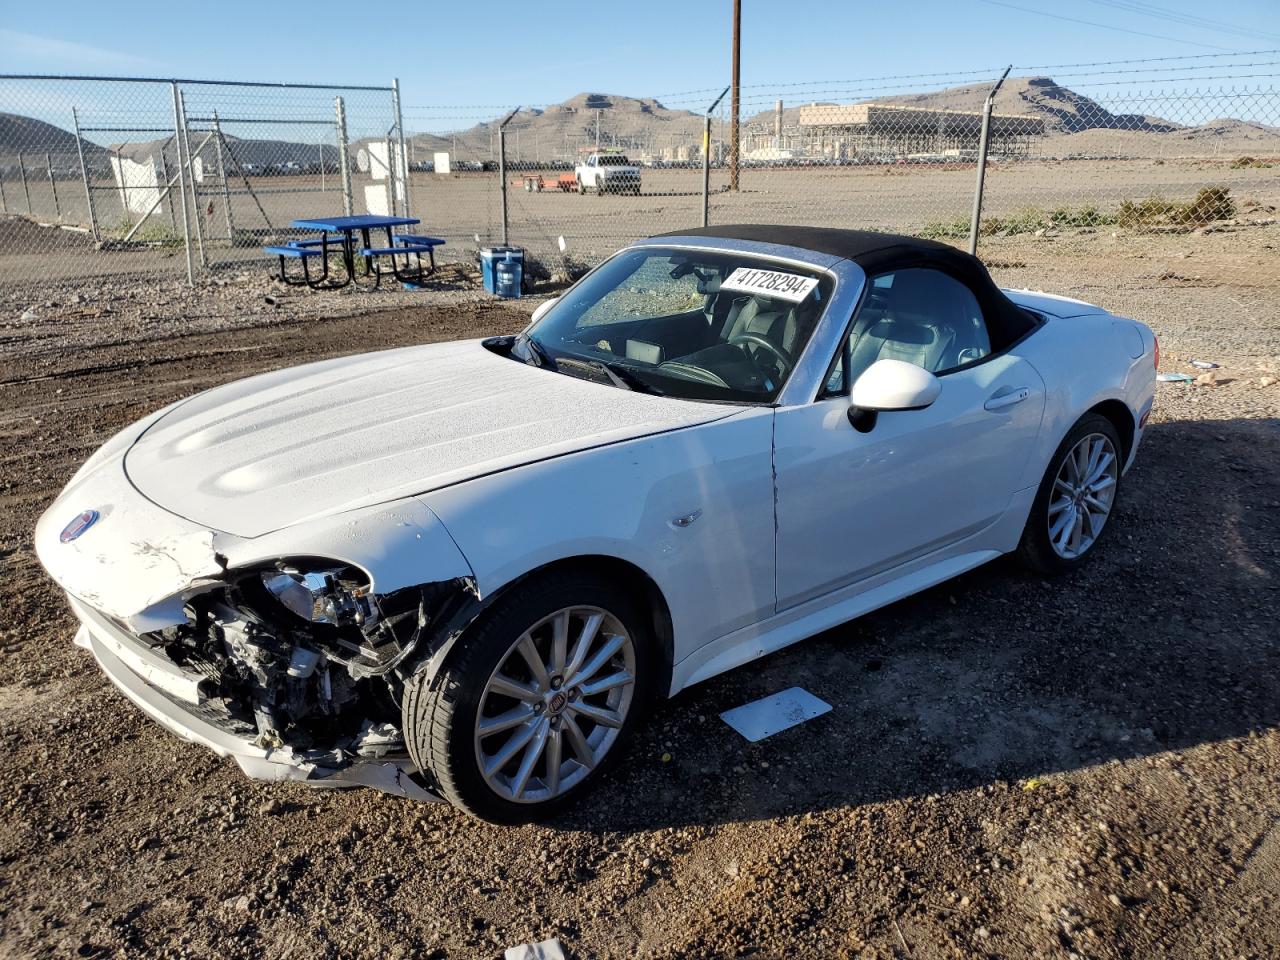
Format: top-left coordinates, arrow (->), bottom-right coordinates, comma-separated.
123,339 -> 740,538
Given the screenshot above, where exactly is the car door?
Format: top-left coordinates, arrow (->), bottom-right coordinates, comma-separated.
773,267 -> 1046,609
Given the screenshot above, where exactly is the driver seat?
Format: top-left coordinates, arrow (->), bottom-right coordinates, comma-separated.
724,296 -> 798,357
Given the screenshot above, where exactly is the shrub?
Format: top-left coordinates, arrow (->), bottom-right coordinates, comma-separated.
1116,187 -> 1234,229
919,216 -> 970,240
1184,185 -> 1235,223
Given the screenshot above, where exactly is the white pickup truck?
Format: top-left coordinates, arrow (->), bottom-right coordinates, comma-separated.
574,153 -> 641,196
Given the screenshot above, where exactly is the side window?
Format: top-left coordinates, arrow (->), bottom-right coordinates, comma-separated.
827,267 -> 991,393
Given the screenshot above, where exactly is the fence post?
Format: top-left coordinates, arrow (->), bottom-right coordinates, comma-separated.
170,81 -> 195,286
702,116 -> 712,227
335,96 -> 353,217
18,152 -> 31,214
45,153 -> 61,221
114,147 -> 129,228
499,129 -> 508,246
0,171 -> 7,213
968,65 -> 1011,257
156,143 -> 178,232
393,78 -> 410,218
211,111 -> 236,243
72,108 -> 99,240
384,136 -> 396,216
498,107 -> 519,247
178,91 -> 207,268
702,87 -> 729,229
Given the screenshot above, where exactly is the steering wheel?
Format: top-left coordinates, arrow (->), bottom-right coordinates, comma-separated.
729,332 -> 793,372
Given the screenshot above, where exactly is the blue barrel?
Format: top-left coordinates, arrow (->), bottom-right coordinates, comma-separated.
495,252 -> 523,299
480,245 -> 524,295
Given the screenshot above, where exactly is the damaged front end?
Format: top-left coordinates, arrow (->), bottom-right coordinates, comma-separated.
74,560 -> 477,801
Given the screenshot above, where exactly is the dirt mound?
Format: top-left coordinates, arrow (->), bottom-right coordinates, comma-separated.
0,215 -> 96,253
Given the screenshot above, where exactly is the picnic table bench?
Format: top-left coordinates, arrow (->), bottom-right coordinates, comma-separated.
264,215 -> 446,290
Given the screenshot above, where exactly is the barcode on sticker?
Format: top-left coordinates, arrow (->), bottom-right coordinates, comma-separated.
721,267 -> 818,303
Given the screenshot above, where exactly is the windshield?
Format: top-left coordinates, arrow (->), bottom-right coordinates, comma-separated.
597,155 -> 630,166
516,247 -> 834,403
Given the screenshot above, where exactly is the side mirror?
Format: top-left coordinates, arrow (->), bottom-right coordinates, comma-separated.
529,297 -> 560,325
847,358 -> 940,432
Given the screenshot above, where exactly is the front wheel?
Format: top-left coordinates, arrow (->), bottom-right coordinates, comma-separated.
1016,412 -> 1123,574
402,572 -> 655,822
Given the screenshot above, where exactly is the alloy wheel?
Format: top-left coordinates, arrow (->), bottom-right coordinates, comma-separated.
1048,432 -> 1119,559
473,605 -> 636,803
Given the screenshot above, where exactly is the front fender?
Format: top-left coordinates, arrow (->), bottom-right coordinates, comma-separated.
420,410 -> 778,671
219,499 -> 474,596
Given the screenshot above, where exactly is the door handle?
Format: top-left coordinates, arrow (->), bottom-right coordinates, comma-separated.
984,386 -> 1031,411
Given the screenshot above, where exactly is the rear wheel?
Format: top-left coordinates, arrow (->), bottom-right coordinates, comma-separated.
402,572 -> 654,822
1016,413 -> 1123,574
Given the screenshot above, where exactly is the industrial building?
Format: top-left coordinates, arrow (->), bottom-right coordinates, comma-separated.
794,102 -> 1045,160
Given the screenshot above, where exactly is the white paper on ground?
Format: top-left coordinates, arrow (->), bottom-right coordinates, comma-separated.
504,938 -> 566,960
720,687 -> 833,742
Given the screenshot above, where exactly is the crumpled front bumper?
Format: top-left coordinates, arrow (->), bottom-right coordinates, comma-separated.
69,595 -> 442,803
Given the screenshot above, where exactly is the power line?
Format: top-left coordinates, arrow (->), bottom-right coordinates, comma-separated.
652,69 -> 1005,103
975,0 -> 1233,51
1046,60 -> 1280,79
1079,0 -> 1280,44
1016,48 -> 1279,69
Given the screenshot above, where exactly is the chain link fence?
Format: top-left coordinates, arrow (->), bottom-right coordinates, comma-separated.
0,76 -> 403,283
401,67 -> 1278,331
2,64 -> 1277,333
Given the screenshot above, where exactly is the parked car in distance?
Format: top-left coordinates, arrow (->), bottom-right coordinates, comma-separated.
574,152 -> 642,195
37,225 -> 1156,822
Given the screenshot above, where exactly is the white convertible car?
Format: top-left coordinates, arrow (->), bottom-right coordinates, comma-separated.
36,226 -> 1156,821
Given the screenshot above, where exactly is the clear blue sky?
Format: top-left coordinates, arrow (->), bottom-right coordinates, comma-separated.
1,0 -> 1277,120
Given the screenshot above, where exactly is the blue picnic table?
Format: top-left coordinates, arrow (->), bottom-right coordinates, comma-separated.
264,214 -> 446,289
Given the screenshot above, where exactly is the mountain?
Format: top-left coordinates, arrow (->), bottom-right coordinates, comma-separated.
745,76 -> 1181,135
418,81 -> 1205,163
1173,117 -> 1280,142
873,76 -> 1180,133
0,112 -> 108,165
407,93 -> 708,161
113,133 -> 339,172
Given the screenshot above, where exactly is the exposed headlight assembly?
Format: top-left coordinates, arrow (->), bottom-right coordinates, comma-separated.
245,561 -> 475,680
261,566 -> 379,627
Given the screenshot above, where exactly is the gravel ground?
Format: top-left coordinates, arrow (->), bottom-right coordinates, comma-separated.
0,265 -> 1276,959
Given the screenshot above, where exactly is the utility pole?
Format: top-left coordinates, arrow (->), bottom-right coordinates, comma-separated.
729,0 -> 741,191
595,109 -> 601,153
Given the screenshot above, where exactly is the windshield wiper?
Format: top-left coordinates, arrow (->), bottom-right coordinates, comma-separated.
595,359 -> 664,395
555,356 -> 664,395
515,332 -> 555,369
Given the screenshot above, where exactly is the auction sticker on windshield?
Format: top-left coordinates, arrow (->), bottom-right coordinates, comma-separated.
721,266 -> 819,303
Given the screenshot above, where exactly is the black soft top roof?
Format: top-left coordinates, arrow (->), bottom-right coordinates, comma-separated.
654,224 -> 1038,351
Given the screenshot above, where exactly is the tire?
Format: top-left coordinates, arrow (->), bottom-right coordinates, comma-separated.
402,571 -> 656,822
1016,412 -> 1124,575
576,179 -> 585,195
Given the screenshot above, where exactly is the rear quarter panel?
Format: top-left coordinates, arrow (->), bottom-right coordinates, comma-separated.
1016,311 -> 1155,487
